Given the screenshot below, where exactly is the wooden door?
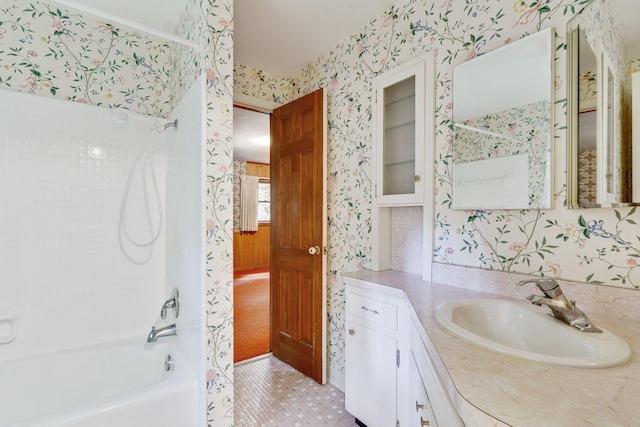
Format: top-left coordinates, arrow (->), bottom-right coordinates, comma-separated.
270,89 -> 327,384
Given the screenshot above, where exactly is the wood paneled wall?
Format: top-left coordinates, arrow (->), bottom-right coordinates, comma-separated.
234,162 -> 270,271
247,162 -> 269,179
233,223 -> 270,271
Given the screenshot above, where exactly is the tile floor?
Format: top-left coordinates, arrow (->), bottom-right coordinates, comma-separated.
234,356 -> 356,426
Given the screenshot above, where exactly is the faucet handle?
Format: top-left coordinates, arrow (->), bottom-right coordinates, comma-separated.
518,278 -> 563,299
160,287 -> 180,319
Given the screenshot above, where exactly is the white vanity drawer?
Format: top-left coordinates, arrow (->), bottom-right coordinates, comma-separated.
348,291 -> 398,330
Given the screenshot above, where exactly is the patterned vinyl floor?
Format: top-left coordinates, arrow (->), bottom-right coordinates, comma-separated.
234,356 -> 356,426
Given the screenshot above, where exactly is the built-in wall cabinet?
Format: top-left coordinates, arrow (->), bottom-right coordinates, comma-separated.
371,54 -> 436,280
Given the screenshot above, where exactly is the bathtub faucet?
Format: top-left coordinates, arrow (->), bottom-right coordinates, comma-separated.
147,324 -> 177,342
160,287 -> 180,319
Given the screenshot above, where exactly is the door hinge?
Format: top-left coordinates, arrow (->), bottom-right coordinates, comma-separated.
396,349 -> 400,368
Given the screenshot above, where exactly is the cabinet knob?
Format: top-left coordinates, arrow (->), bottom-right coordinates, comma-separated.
414,175 -> 421,182
420,416 -> 430,426
348,329 -> 355,335
416,401 -> 425,412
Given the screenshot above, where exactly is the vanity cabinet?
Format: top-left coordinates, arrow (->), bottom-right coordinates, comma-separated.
345,279 -> 463,427
345,284 -> 409,427
373,56 -> 430,206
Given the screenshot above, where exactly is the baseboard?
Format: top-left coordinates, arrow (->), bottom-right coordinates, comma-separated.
234,352 -> 272,367
329,365 -> 345,392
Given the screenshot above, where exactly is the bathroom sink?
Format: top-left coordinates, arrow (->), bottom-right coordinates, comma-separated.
434,298 -> 631,368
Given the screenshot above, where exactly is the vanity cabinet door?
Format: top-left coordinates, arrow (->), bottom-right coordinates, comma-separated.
373,56 -> 431,206
345,319 -> 398,427
409,351 -> 439,427
409,317 -> 465,427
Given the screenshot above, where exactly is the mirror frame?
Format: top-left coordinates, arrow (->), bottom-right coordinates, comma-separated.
566,1 -> 638,208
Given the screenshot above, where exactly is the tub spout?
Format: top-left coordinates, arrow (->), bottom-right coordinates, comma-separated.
147,324 -> 177,343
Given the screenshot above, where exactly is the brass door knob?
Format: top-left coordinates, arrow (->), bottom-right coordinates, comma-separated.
308,245 -> 321,255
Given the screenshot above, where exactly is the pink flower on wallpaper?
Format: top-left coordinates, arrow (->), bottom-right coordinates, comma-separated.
626,258 -> 638,267
21,76 -> 41,93
96,24 -> 114,34
466,49 -> 477,60
26,50 -> 37,57
555,75 -> 563,90
547,262 -> 562,276
509,242 -> 526,252
445,247 -> 454,255
382,11 -> 394,27
207,68 -> 217,84
51,20 -> 64,31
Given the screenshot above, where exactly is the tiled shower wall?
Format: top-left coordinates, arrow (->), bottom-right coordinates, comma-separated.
0,90 -> 168,362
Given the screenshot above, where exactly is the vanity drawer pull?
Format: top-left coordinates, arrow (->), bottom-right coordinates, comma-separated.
347,292 -> 398,329
361,306 -> 379,314
416,401 -> 425,412
421,416 -> 431,426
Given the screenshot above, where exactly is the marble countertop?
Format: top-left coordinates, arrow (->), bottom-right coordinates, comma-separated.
343,270 -> 640,427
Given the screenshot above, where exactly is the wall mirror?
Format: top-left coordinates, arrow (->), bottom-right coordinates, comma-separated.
452,28 -> 554,210
567,0 -> 640,208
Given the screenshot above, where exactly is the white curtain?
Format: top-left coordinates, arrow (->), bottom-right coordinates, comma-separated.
240,175 -> 260,232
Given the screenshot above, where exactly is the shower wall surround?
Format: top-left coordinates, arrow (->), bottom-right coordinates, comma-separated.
235,0 -> 640,383
0,89 -> 168,362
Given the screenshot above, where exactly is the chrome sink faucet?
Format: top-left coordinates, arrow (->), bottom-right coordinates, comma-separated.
147,324 -> 177,342
517,278 -> 602,333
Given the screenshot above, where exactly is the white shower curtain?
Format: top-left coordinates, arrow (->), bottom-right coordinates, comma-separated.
240,175 -> 260,232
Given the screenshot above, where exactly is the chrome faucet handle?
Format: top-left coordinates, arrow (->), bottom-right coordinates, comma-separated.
518,278 -> 564,299
160,287 -> 180,319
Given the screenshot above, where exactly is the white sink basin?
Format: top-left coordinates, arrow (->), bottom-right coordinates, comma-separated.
434,298 -> 631,368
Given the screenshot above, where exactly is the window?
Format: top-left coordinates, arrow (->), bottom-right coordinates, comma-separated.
258,180 -> 271,222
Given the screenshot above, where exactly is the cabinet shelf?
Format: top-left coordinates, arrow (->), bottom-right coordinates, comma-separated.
384,160 -> 415,168
384,121 -> 415,132
385,94 -> 415,107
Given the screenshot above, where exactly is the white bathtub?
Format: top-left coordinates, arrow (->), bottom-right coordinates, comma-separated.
0,336 -> 198,427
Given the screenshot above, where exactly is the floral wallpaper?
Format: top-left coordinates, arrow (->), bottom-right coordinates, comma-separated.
232,159 -> 247,232
237,0 -> 640,379
176,0 -> 234,425
233,63 -> 293,104
454,100 -> 552,208
0,0 -> 179,117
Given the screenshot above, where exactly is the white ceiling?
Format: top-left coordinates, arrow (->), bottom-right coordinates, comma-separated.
233,107 -> 271,164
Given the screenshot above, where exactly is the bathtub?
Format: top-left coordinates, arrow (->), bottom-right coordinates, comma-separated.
0,336 -> 198,427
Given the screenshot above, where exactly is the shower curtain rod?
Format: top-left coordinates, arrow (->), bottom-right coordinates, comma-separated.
50,0 -> 198,49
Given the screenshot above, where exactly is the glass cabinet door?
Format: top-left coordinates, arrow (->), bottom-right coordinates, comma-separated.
374,59 -> 427,206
